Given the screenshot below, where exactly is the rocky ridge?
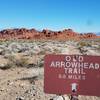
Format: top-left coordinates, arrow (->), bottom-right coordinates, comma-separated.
0,28 -> 99,40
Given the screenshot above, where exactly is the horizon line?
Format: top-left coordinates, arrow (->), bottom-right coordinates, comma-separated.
0,27 -> 99,34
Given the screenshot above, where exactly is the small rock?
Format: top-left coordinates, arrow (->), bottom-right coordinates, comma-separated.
16,97 -> 24,100
51,96 -> 66,100
0,58 -> 10,70
0,48 -> 5,55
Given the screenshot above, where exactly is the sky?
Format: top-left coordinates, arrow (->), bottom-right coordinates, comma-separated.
0,0 -> 100,32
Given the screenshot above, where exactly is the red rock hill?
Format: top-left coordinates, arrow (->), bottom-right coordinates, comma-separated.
0,28 -> 99,40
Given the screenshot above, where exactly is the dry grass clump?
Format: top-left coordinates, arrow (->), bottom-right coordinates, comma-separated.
5,54 -> 29,68
0,55 -> 14,70
78,41 -> 91,47
15,57 -> 29,67
0,63 -> 12,70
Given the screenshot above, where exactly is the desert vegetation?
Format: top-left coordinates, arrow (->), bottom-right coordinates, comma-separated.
0,39 -> 100,100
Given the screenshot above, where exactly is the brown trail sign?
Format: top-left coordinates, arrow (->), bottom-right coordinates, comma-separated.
44,55 -> 100,96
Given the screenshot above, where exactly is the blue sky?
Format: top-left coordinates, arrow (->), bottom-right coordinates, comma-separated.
0,0 -> 100,32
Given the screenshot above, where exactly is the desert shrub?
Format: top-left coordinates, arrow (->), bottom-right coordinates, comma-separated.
15,57 -> 29,67
6,54 -> 29,67
7,55 -> 15,61
78,41 -> 91,47
0,59 -> 15,70
53,48 -> 61,54
38,61 -> 43,67
0,63 -> 11,70
38,50 -> 45,55
96,45 -> 100,51
37,58 -> 44,67
3,55 -> 16,68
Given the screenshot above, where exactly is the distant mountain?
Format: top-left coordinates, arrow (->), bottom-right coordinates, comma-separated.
96,32 -> 100,36
0,28 -> 99,40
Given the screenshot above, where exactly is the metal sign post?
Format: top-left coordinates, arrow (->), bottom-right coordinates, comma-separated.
70,95 -> 78,100
70,83 -> 78,100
